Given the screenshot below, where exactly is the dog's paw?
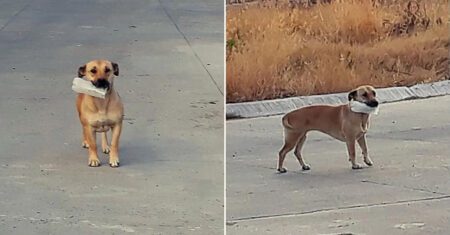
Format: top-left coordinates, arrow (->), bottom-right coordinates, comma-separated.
109,158 -> 120,168
88,158 -> 101,167
364,158 -> 373,166
352,163 -> 363,170
277,167 -> 287,173
302,164 -> 311,171
82,141 -> 89,149
102,146 -> 110,154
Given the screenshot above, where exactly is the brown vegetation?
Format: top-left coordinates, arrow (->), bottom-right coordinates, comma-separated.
226,0 -> 448,103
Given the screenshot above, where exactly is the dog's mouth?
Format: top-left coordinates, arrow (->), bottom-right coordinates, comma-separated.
91,79 -> 110,90
365,100 -> 379,108
350,100 -> 380,115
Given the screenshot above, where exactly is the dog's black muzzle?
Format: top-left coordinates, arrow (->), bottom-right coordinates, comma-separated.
366,100 -> 379,107
92,79 -> 110,89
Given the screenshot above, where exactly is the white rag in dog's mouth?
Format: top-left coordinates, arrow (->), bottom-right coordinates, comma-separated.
350,100 -> 379,115
72,77 -> 107,99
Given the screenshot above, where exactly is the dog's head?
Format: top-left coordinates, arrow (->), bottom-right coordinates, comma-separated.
77,60 -> 119,90
348,85 -> 378,108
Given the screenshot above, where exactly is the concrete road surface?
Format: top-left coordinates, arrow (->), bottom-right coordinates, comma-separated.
227,96 -> 450,235
0,0 -> 223,234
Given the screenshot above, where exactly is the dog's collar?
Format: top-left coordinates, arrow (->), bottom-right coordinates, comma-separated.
349,100 -> 379,115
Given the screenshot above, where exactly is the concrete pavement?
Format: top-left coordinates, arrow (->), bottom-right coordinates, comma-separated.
227,96 -> 450,234
0,0 -> 223,234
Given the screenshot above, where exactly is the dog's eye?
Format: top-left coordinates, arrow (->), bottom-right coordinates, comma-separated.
105,68 -> 111,73
372,91 -> 376,96
90,69 -> 97,74
362,93 -> 368,97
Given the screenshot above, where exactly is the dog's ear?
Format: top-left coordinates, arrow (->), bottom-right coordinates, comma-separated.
348,89 -> 357,101
112,62 -> 119,76
78,65 -> 86,78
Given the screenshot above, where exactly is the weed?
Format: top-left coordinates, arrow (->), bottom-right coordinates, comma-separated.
226,0 -> 448,103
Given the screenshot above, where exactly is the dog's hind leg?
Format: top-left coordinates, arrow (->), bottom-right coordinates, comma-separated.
101,132 -> 110,154
294,134 -> 310,170
357,134 -> 373,166
82,139 -> 89,149
277,130 -> 301,173
81,128 -> 89,148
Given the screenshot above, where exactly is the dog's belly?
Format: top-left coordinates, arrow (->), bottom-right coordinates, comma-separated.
314,128 -> 366,142
91,120 -> 113,132
88,114 -> 116,132
93,125 -> 111,132
315,129 -> 346,142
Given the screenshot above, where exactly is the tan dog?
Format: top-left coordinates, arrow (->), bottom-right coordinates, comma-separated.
76,60 -> 124,167
277,85 -> 379,173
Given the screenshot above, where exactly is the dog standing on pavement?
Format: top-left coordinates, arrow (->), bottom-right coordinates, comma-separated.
277,85 -> 379,173
76,60 -> 124,167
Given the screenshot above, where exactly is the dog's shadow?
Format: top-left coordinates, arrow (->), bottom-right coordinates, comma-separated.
116,134 -> 197,167
274,165 -> 375,183
116,142 -> 157,167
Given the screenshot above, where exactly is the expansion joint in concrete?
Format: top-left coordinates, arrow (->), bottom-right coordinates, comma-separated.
157,0 -> 223,95
0,1 -> 32,31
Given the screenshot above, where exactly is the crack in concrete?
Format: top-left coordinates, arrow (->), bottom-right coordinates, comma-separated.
157,0 -> 223,96
361,179 -> 446,195
227,195 -> 450,224
0,1 -> 32,32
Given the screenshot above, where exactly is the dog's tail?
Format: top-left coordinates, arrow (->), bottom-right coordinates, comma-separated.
281,115 -> 295,130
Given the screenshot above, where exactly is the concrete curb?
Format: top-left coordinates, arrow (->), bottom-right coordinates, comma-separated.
226,80 -> 450,119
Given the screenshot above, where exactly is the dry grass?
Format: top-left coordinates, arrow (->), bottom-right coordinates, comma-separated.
226,0 -> 448,103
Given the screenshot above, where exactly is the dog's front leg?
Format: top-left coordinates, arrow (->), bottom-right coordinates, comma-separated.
357,134 -> 373,166
109,122 -> 122,167
84,126 -> 100,167
346,137 -> 362,169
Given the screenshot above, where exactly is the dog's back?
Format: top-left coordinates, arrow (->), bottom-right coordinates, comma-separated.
282,105 -> 344,133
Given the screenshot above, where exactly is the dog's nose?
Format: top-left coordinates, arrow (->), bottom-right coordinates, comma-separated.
92,78 -> 110,89
367,100 -> 379,107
